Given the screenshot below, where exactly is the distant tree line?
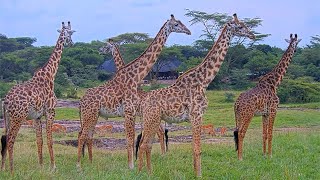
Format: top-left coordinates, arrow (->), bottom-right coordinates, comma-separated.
0,10 -> 319,103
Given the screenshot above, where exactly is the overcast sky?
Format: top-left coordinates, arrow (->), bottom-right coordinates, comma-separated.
0,0 -> 319,49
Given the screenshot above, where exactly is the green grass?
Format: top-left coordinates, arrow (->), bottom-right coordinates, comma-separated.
55,108 -> 79,120
0,128 -> 319,179
2,90 -> 318,179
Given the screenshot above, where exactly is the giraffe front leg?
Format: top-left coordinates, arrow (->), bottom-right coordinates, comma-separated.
267,112 -> 277,158
7,119 -> 22,174
45,109 -> 56,171
262,115 -> 268,157
34,118 -> 43,166
191,114 -> 203,177
124,111 -> 135,169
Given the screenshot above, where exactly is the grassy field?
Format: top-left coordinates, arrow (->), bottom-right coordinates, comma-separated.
0,90 -> 319,179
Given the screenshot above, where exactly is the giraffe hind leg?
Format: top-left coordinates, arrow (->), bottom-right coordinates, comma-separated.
45,109 -> 56,171
156,125 -> 165,155
34,118 -> 44,166
262,115 -> 268,157
7,119 -> 23,174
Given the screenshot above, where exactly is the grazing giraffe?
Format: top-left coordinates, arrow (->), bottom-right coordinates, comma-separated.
137,14 -> 255,177
99,39 -> 168,155
1,21 -> 75,174
234,34 -> 301,160
77,14 -> 191,169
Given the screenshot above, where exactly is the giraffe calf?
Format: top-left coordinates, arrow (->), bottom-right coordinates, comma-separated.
95,124 -> 113,137
52,123 -> 67,134
201,124 -> 216,137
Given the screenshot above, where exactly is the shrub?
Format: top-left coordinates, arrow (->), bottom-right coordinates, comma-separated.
224,92 -> 235,102
278,79 -> 320,103
66,88 -> 78,99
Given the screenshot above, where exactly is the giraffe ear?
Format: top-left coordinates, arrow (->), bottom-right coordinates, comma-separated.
285,39 -> 290,43
57,29 -> 62,33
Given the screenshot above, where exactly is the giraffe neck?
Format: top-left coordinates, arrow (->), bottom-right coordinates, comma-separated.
35,30 -> 65,80
118,21 -> 170,82
112,45 -> 125,71
175,25 -> 232,89
258,43 -> 296,90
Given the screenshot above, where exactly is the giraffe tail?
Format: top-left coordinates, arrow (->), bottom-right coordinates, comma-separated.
164,128 -> 169,151
234,129 -> 239,151
1,100 -> 8,157
135,132 -> 142,160
1,135 -> 6,157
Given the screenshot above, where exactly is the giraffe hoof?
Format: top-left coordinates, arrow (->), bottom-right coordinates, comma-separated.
50,164 -> 57,173
129,163 -> 134,170
76,163 -> 82,172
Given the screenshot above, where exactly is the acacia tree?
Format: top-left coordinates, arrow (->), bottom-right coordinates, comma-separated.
309,35 -> 320,48
110,33 -> 153,45
185,9 -> 270,47
185,9 -> 271,84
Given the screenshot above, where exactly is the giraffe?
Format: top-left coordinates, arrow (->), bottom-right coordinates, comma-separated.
77,14 -> 191,169
234,34 -> 301,160
99,39 -> 168,155
99,39 -> 126,72
1,21 -> 75,174
136,14 -> 255,177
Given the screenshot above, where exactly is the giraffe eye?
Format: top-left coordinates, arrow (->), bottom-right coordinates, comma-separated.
174,23 -> 179,26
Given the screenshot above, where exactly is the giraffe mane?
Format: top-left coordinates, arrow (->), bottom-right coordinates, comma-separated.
175,25 -> 229,82
116,21 -> 168,71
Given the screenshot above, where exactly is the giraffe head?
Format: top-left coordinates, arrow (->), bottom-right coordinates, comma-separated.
165,14 -> 191,35
99,39 -> 116,55
285,34 -> 301,52
228,14 -> 255,40
57,21 -> 76,46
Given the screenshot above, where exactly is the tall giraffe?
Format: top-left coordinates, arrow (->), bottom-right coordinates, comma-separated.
137,14 -> 255,177
1,21 -> 75,174
234,34 -> 301,160
98,39 -> 168,155
77,14 -> 191,169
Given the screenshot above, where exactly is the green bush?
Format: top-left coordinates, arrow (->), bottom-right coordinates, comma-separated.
0,81 -> 14,99
224,92 -> 235,102
278,79 -> 320,103
66,88 -> 78,99
54,84 -> 64,98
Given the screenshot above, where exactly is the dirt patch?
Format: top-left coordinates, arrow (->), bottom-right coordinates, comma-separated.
57,99 -> 79,108
52,119 -> 234,150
